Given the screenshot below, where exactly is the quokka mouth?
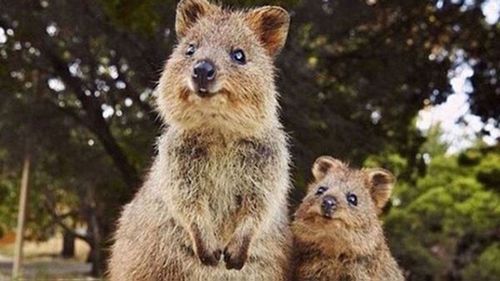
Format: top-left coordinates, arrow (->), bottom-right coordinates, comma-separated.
322,213 -> 334,219
319,213 -> 348,226
179,86 -> 228,100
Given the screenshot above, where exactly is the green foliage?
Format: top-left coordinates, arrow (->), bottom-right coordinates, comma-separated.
364,153 -> 408,178
463,243 -> 500,281
0,172 -> 19,237
98,0 -> 175,35
384,145 -> 500,280
475,151 -> 500,190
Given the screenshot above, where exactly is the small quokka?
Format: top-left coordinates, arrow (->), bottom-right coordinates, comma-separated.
108,0 -> 292,280
292,156 -> 405,281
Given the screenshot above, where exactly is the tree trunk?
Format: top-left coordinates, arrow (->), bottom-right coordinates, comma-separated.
89,212 -> 102,276
61,230 -> 76,259
12,151 -> 31,279
81,187 -> 109,277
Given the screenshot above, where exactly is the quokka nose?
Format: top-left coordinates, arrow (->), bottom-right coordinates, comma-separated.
321,195 -> 337,216
192,60 -> 216,96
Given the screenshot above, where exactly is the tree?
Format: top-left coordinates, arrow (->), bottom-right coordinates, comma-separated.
383,141 -> 500,281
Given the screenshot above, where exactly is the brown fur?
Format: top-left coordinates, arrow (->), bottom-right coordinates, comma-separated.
291,156 -> 404,281
108,0 -> 291,280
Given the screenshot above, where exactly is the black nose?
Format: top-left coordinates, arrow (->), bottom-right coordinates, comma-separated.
192,60 -> 216,96
321,195 -> 337,216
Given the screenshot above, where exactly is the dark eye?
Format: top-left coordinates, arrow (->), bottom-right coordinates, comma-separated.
230,49 -> 246,64
347,193 -> 358,206
315,186 -> 328,196
186,44 -> 196,56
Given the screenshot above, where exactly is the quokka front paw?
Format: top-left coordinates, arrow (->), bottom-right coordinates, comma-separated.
191,225 -> 221,266
223,236 -> 251,270
197,247 -> 222,266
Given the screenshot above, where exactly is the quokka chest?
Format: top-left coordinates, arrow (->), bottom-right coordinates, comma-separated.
165,134 -> 277,208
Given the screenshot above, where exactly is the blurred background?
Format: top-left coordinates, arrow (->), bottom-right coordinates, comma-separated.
0,0 -> 499,280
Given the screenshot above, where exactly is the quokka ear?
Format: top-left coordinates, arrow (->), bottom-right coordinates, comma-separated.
176,0 -> 218,38
311,156 -> 345,181
365,168 -> 395,210
245,6 -> 290,57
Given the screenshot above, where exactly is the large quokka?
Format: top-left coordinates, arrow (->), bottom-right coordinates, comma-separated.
292,156 -> 404,281
108,0 -> 292,280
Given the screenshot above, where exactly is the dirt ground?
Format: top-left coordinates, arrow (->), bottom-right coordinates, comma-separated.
0,233 -> 97,280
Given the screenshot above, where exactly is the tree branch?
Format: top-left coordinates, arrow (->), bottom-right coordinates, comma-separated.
43,201 -> 91,244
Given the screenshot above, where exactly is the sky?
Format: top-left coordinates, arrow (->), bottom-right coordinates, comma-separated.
416,61 -> 499,154
481,0 -> 500,24
416,0 -> 500,154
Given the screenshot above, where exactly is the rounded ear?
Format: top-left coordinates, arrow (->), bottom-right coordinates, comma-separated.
175,0 -> 218,38
312,156 -> 344,181
245,6 -> 290,57
365,168 -> 395,210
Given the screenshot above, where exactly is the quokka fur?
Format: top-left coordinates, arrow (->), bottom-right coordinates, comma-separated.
108,0 -> 292,280
292,156 -> 405,281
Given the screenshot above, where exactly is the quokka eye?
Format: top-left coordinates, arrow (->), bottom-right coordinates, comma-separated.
346,192 -> 358,206
186,44 -> 196,56
315,186 -> 328,196
230,49 -> 246,64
